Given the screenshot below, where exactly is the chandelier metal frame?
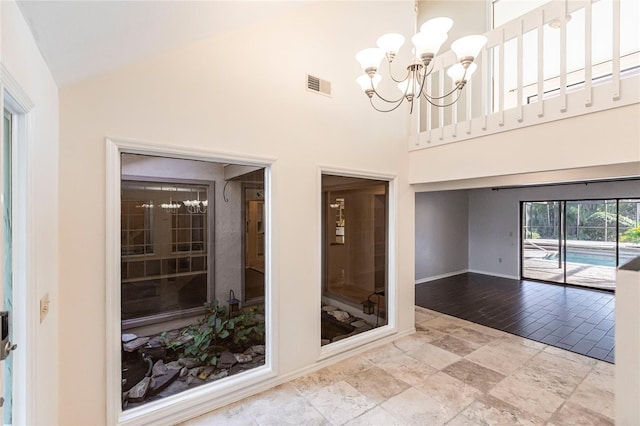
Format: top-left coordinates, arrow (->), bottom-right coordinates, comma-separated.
355,3 -> 487,114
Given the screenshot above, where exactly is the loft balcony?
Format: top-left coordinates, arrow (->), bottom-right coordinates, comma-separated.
408,0 -> 639,151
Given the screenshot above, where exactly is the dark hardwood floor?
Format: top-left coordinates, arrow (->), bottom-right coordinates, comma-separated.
415,272 -> 615,363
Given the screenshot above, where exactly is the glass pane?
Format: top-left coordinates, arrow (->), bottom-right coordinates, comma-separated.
522,201 -> 564,283
619,199 -> 640,267
121,179 -> 210,318
565,200 -> 616,290
120,154 -> 266,410
321,175 -> 388,346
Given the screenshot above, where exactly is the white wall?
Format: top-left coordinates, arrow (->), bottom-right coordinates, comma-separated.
58,2 -> 415,424
468,180 -> 640,278
418,0 -> 487,127
418,0 -> 487,50
1,0 -> 59,424
615,258 -> 640,425
409,104 -> 640,184
415,190 -> 469,281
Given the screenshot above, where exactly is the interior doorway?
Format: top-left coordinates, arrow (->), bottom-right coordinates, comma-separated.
243,184 -> 265,302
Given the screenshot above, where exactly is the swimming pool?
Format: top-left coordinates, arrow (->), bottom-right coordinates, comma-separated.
545,250 -> 640,267
545,252 -> 616,267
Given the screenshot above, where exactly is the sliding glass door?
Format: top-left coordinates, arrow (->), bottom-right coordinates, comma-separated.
522,201 -> 564,283
565,200 -> 616,289
521,198 -> 640,290
619,199 -> 640,265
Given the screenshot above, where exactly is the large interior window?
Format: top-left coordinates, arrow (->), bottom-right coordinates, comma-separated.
521,198 -> 640,290
120,154 -> 266,410
321,174 -> 388,345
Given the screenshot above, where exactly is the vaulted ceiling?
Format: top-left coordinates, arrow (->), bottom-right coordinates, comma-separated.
17,1 -> 310,87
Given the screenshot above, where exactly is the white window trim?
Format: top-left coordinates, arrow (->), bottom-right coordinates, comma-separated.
1,64 -> 36,426
106,137 -> 276,426
317,165 -> 399,361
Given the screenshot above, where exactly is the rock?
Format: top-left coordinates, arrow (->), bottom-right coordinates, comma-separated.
170,334 -> 194,346
123,337 -> 150,352
208,369 -> 229,381
229,363 -> 250,375
250,345 -> 265,355
254,313 -> 265,321
178,358 -> 202,369
332,333 -> 357,343
126,377 -> 150,402
163,330 -> 180,341
198,366 -> 214,380
217,351 -> 237,369
355,324 -> 373,333
351,320 -> 368,328
233,353 -> 252,363
179,367 -> 188,377
242,344 -> 265,357
152,360 -> 168,378
165,361 -> 182,370
122,333 -> 137,343
149,369 -> 179,395
146,336 -> 164,348
188,367 -> 203,377
157,379 -> 189,398
140,345 -> 166,359
322,305 -> 338,312
321,339 -> 331,346
329,310 -> 350,322
186,376 -> 204,386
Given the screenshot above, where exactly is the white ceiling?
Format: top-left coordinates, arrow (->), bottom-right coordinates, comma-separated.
17,1 -> 310,87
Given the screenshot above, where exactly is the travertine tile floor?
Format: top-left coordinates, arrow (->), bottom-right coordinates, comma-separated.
184,307 -> 614,426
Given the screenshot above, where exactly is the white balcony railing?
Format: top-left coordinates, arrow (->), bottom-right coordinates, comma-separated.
410,0 -> 640,149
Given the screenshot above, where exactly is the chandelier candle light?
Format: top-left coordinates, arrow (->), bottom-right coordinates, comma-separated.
183,191 -> 208,214
356,14 -> 487,113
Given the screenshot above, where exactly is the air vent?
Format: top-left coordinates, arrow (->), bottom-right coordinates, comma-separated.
306,74 -> 331,97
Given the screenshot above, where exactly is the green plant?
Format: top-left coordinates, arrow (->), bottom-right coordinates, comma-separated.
229,308 -> 265,348
621,226 -> 640,244
525,230 -> 540,239
587,211 -> 636,227
164,300 -> 265,367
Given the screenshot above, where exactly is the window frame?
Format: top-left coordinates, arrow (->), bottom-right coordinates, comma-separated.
119,176 -> 215,329
106,138 -> 275,426
317,166 -> 398,361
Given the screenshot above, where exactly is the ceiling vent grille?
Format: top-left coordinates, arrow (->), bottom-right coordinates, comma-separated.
307,74 -> 331,97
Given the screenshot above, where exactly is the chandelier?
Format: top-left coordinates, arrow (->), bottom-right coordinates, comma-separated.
182,199 -> 208,214
355,10 -> 487,113
160,198 -> 181,214
182,190 -> 207,214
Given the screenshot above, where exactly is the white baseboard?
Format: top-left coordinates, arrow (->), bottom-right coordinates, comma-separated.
415,269 -> 469,285
468,269 -> 519,280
